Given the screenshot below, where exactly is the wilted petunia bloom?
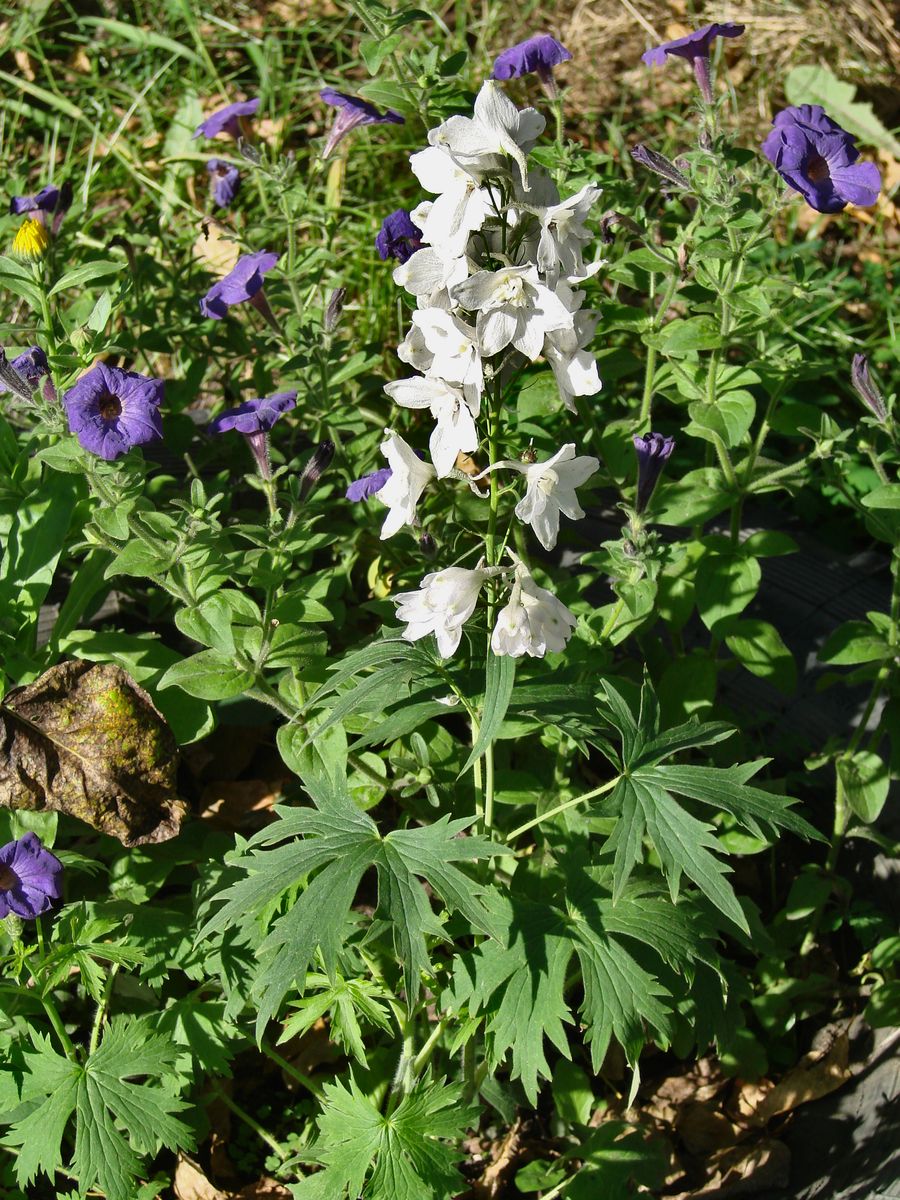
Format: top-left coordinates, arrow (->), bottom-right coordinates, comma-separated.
347,466 -> 392,501
194,98 -> 260,140
642,22 -> 744,103
320,88 -> 404,159
633,432 -> 675,513
200,250 -> 279,319
0,833 -> 63,920
207,158 -> 241,208
209,391 -> 297,479
9,182 -> 71,219
375,209 -> 423,264
762,105 -> 881,214
492,33 -> 572,97
64,362 -> 164,461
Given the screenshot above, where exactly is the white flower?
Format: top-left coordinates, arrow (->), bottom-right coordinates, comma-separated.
536,183 -> 603,286
409,146 -> 493,256
395,565 -> 494,658
515,443 -> 599,550
429,80 -> 545,191
411,307 -> 484,398
544,311 -> 602,411
453,264 -> 574,361
385,376 -> 480,477
376,429 -> 436,539
491,555 -> 577,658
393,247 -> 470,300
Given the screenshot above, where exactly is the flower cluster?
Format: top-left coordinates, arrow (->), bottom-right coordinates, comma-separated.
359,77 -> 604,658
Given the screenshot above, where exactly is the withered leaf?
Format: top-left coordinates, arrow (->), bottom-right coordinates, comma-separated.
0,659 -> 186,846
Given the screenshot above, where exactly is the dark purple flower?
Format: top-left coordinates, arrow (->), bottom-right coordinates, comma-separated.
209,391 -> 297,480
9,181 -> 72,233
0,345 -> 49,398
762,105 -> 881,214
642,23 -> 744,103
200,250 -> 279,320
64,362 -> 164,461
851,354 -> 888,424
375,209 -> 423,264
347,466 -> 392,501
194,98 -> 260,140
0,833 -> 63,920
207,158 -> 241,208
633,432 -> 675,513
320,88 -> 404,159
492,34 -> 572,96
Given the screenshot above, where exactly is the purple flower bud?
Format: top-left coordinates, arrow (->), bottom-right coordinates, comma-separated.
762,105 -> 881,214
0,833 -> 63,920
194,98 -> 260,141
631,145 -> 691,190
375,210 -> 423,264
299,440 -> 335,499
851,354 -> 888,424
324,287 -> 346,333
64,363 -> 164,461
633,432 -> 675,513
599,210 -> 643,245
419,532 -> 437,558
207,158 -> 241,209
347,466 -> 392,501
319,89 -> 404,160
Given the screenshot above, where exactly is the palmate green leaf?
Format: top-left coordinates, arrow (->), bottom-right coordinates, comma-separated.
295,1077 -> 477,1200
595,677 -> 817,927
4,1019 -> 192,1200
279,972 -> 394,1066
200,781 -> 498,1036
447,856 -> 715,1103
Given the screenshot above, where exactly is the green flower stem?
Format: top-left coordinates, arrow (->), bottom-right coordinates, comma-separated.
32,917 -> 78,1062
411,1017 -> 448,1076
212,1087 -> 288,1162
600,597 -> 625,643
34,264 -> 58,357
638,270 -> 682,427
506,774 -> 622,842
88,963 -> 120,1056
747,459 -> 808,493
260,1041 -> 323,1099
280,190 -> 305,318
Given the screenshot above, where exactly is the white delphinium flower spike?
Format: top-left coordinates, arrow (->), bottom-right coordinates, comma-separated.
536,182 -> 604,286
409,147 -> 493,256
385,376 -> 480,478
395,563 -> 500,658
430,80 -> 545,191
515,443 -> 599,550
491,552 -> 577,658
453,264 -> 574,361
411,308 -> 484,400
544,310 -> 602,412
393,247 -> 470,302
376,429 -> 436,539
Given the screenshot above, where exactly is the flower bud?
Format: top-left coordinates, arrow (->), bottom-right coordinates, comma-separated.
12,217 -> 50,261
324,286 -> 346,333
851,354 -> 888,424
299,440 -> 335,499
419,532 -> 437,558
0,348 -> 35,401
633,431 -> 676,514
630,145 -> 691,191
599,210 -> 642,245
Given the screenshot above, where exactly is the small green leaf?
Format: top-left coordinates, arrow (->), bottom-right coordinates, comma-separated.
158,650 -> 253,700
838,751 -> 889,823
461,654 -> 515,774
861,484 -> 900,510
722,618 -> 796,693
49,259 -> 125,296
649,317 -> 723,355
819,621 -> 890,665
695,553 -> 761,630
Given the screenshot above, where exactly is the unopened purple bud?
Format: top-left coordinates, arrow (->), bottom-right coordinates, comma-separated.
633,432 -> 675,513
0,347 -> 37,401
419,532 -> 437,558
599,210 -> 643,245
324,287 -> 346,333
851,354 -> 887,424
631,145 -> 691,191
299,440 -> 335,499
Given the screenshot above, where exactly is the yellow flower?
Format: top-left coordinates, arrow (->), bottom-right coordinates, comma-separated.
12,218 -> 50,261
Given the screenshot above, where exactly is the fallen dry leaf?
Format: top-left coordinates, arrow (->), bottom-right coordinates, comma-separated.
0,660 -> 185,845
471,1119 -> 522,1198
193,218 -> 241,277
199,778 -> 284,829
174,1156 -> 227,1200
744,1028 -> 851,1126
671,1136 -> 790,1198
676,1103 -> 741,1156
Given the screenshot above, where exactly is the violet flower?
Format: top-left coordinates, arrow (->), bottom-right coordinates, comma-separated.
319,88 -> 403,159
0,345 -> 49,398
762,105 -> 881,214
208,391 -> 297,479
633,432 -> 675,513
347,466 -> 392,501
64,362 -> 164,461
641,22 -> 744,104
207,158 -> 241,208
9,181 -> 72,233
0,832 -> 63,920
194,98 -> 260,141
492,33 -> 572,98
375,209 -> 423,264
851,354 -> 888,424
200,250 -> 279,321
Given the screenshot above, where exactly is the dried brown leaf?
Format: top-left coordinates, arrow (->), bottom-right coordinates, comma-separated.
0,660 -> 186,846
744,1029 -> 851,1126
174,1156 -> 228,1200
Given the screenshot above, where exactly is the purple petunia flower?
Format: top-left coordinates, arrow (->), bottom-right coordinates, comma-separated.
9,181 -> 72,233
0,832 -> 63,920
64,362 -> 164,461
492,34 -> 572,97
207,158 -> 241,208
375,210 -> 423,264
347,466 -> 392,501
200,250 -> 279,320
320,88 -> 404,160
0,345 -> 49,398
642,22 -> 744,103
633,431 -> 675,514
194,98 -> 260,141
209,391 -> 296,479
762,105 -> 881,214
